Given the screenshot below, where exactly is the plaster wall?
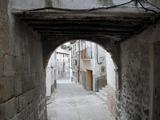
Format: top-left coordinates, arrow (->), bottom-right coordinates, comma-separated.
9,0 -> 45,10
106,52 -> 116,90
46,52 -> 56,97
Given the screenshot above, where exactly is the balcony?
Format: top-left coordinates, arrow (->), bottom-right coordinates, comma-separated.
81,47 -> 92,60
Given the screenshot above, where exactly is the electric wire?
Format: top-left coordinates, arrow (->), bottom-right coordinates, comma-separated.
145,0 -> 160,11
88,0 -> 134,11
138,0 -> 158,13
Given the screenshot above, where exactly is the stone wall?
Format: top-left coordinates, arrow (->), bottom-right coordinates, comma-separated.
106,85 -> 116,118
46,52 -> 57,97
96,75 -> 107,91
117,21 -> 160,120
0,0 -> 47,120
1,0 -> 160,120
0,0 -> 11,103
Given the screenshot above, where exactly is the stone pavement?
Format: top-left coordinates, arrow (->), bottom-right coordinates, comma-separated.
47,82 -> 114,120
57,77 -> 72,84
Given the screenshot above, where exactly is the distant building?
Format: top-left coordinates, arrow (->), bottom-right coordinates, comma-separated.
56,47 -> 70,79
70,40 -> 116,92
46,43 -> 71,97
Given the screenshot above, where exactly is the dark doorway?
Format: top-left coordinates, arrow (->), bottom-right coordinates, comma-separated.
86,70 -> 93,91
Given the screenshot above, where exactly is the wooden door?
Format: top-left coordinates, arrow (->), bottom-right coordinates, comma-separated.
153,42 -> 160,120
87,70 -> 93,91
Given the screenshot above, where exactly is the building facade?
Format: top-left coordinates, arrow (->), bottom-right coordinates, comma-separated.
46,44 -> 71,97
70,40 -> 116,92
56,46 -> 70,79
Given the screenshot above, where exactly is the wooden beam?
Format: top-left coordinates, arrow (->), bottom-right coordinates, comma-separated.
33,27 -> 135,33
14,8 -> 153,21
21,16 -> 151,25
29,22 -> 142,30
39,31 -> 129,41
37,30 -> 132,38
13,7 -> 156,42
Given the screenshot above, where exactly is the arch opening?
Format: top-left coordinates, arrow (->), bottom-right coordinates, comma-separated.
46,40 -> 118,120
44,39 -> 119,70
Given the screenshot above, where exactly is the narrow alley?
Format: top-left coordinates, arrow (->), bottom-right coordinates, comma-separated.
47,80 -> 114,120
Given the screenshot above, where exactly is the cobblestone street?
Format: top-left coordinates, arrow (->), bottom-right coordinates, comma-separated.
47,81 -> 114,120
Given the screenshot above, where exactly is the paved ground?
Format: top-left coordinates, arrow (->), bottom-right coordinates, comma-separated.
57,77 -> 72,84
47,82 -> 114,120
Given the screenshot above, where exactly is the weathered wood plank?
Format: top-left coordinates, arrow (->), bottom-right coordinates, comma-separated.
12,7 -> 156,42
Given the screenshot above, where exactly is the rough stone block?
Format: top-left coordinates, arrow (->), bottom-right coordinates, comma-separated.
16,94 -> 26,113
21,74 -> 33,93
10,116 -> 18,120
3,55 -> 15,76
0,77 -> 14,103
14,55 -> 29,74
0,29 -> 9,54
16,89 -> 35,113
0,1 -> 10,54
0,98 -> 16,119
0,53 -> 4,77
14,75 -> 22,96
0,103 -> 4,119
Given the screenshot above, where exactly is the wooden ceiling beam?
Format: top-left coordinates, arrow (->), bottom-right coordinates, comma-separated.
34,27 -> 135,33
29,23 -> 142,30
13,8 -> 155,42
39,31 -> 130,39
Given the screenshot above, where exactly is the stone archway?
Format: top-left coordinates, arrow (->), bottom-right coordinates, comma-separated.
0,5 -> 157,120
42,38 -> 121,93
45,39 -> 119,118
12,7 -> 155,104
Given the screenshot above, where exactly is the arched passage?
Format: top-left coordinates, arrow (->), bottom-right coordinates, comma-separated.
0,1 -> 159,120
13,8 -> 153,95
43,38 -> 121,92
46,40 -> 118,119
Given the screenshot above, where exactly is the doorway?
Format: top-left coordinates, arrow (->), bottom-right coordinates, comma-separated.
86,70 -> 93,91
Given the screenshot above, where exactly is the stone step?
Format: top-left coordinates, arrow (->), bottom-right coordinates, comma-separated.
96,92 -> 107,102
96,85 -> 111,102
102,86 -> 108,92
99,89 -> 108,97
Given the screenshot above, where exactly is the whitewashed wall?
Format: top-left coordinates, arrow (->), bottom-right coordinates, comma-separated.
46,52 -> 57,97
106,52 -> 116,90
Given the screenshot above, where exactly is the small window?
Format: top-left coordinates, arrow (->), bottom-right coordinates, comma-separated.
75,60 -> 77,65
